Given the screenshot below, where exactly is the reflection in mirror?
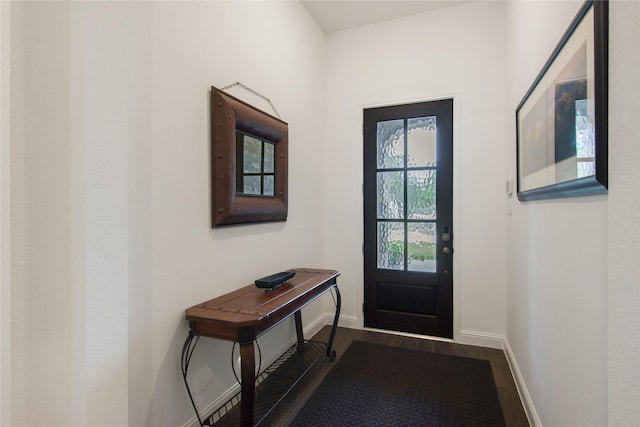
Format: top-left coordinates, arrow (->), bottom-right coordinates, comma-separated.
236,132 -> 276,197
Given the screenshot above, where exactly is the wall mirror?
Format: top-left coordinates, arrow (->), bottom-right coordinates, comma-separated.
211,87 -> 288,227
516,0 -> 608,201
236,131 -> 276,196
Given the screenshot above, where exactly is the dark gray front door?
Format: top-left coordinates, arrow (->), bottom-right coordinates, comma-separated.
363,99 -> 454,338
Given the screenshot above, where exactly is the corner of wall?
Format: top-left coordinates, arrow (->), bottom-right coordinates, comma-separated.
503,338 -> 541,427
457,330 -> 504,350
607,1 -> 640,425
0,1 -> 11,424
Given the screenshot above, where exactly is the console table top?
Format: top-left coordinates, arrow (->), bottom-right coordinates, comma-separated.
185,268 -> 340,339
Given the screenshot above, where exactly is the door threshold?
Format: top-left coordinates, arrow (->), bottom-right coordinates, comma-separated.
363,326 -> 454,343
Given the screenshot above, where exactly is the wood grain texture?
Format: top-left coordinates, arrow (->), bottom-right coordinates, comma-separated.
185,269 -> 339,341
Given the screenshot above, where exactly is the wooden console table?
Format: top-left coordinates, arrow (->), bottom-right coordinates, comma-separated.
182,268 -> 341,426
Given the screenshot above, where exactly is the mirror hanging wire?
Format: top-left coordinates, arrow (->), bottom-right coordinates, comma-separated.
221,82 -> 281,119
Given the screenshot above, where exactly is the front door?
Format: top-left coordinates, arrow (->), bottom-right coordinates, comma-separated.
363,99 -> 454,338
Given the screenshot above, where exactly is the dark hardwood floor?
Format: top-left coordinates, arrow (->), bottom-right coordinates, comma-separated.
260,325 -> 530,427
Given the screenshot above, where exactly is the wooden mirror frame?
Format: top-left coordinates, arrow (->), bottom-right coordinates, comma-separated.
211,87 -> 288,227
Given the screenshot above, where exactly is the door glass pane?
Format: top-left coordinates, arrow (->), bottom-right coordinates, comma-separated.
377,171 -> 404,219
407,170 -> 436,220
377,119 -> 404,169
407,117 -> 436,167
408,222 -> 436,272
377,221 -> 404,270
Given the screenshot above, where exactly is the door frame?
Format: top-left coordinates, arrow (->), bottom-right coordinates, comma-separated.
358,93 -> 461,341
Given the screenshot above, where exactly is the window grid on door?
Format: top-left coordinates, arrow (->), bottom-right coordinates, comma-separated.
376,116 -> 437,273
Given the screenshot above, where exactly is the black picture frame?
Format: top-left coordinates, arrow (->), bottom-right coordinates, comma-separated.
516,0 -> 608,201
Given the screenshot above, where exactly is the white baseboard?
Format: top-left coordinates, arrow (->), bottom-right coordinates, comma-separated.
182,381 -> 241,427
458,329 -> 505,349
336,312 -> 359,329
181,311 -> 339,427
182,315 -> 530,427
458,331 -> 541,427
503,338 -> 542,427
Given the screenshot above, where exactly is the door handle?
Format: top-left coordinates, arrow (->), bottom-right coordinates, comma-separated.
442,247 -> 454,254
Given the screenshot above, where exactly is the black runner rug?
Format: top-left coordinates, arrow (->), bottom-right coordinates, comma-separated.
290,340 -> 505,426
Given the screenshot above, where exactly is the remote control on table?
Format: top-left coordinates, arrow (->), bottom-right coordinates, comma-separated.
255,271 -> 296,289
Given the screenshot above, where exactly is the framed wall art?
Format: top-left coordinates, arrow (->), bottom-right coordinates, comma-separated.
516,0 -> 608,201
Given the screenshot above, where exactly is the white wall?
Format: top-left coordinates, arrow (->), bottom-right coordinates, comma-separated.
11,3 -> 78,424
9,1 -> 325,426
0,0 -> 11,424
504,1 -> 634,426
607,1 -> 640,425
6,1 -> 640,427
321,1 -> 509,345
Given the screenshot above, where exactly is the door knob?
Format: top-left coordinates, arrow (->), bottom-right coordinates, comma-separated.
442,247 -> 453,254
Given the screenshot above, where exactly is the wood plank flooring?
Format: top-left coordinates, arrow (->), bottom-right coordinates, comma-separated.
260,326 -> 529,427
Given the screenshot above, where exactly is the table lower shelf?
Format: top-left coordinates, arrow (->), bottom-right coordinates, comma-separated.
205,340 -> 326,426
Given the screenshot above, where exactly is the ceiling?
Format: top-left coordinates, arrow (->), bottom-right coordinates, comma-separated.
302,0 -> 468,33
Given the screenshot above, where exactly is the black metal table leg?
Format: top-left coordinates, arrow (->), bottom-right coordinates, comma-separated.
326,285 -> 341,360
239,341 -> 256,427
294,310 -> 305,352
181,332 -> 205,426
